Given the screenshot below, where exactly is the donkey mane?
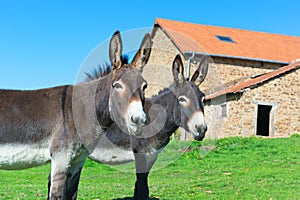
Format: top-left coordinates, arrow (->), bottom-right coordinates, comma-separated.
85,55 -> 129,82
150,83 -> 178,98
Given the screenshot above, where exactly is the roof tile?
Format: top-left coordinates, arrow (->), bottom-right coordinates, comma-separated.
155,18 -> 300,63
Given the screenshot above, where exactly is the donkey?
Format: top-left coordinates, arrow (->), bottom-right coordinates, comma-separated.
61,54 -> 208,199
0,30 -> 152,199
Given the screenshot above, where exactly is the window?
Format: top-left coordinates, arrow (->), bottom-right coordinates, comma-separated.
216,35 -> 235,43
221,104 -> 228,117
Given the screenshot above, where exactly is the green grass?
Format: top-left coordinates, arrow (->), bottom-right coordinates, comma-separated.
0,136 -> 299,199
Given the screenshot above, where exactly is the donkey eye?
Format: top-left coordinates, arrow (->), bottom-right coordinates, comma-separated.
178,96 -> 188,105
178,97 -> 186,102
113,81 -> 123,90
142,82 -> 148,91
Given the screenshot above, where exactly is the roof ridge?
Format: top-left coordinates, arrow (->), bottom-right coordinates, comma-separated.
155,18 -> 300,39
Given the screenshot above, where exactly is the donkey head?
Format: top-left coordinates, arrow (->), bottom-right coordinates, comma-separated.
109,31 -> 152,135
172,55 -> 208,141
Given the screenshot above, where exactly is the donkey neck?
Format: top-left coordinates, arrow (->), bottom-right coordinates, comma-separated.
148,87 -> 180,136
94,74 -> 113,129
72,75 -> 113,132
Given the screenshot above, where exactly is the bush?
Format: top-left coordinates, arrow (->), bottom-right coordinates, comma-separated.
291,133 -> 300,138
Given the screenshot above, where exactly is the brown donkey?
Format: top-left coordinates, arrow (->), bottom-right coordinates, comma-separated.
0,30 -> 152,199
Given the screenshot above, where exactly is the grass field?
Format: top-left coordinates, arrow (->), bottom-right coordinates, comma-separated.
0,135 -> 299,199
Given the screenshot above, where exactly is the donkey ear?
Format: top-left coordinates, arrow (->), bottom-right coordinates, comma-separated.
109,30 -> 123,70
172,55 -> 185,84
191,57 -> 209,86
131,33 -> 152,68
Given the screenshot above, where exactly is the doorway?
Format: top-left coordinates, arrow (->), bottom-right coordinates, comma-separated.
256,105 -> 272,136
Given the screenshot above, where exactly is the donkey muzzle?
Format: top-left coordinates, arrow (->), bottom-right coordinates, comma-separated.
131,115 -> 147,125
194,125 -> 207,141
188,111 -> 207,141
127,101 -> 147,135
130,112 -> 147,135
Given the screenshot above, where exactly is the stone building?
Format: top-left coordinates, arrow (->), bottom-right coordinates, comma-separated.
142,18 -> 300,138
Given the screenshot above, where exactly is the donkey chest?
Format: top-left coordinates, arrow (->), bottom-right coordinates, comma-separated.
0,140 -> 51,170
89,145 -> 163,166
89,146 -> 134,165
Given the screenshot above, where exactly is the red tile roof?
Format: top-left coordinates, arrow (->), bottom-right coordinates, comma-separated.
205,60 -> 300,100
155,18 -> 300,64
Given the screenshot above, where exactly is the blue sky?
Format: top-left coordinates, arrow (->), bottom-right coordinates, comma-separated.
0,0 -> 299,89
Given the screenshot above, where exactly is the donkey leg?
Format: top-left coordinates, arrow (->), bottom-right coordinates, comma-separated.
47,166 -> 84,200
47,158 -> 85,200
49,152 -> 70,200
47,173 -> 51,199
133,152 -> 158,200
65,160 -> 85,200
134,172 -> 149,200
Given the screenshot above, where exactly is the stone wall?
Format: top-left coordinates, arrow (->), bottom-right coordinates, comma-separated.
212,57 -> 283,88
142,27 -> 181,97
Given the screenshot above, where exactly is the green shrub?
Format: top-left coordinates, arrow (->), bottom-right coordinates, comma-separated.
291,133 -> 300,138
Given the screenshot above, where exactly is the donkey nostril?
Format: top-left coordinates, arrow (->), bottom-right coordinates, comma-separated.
131,115 -> 141,124
131,115 -> 147,125
131,116 -> 136,123
195,124 -> 207,133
